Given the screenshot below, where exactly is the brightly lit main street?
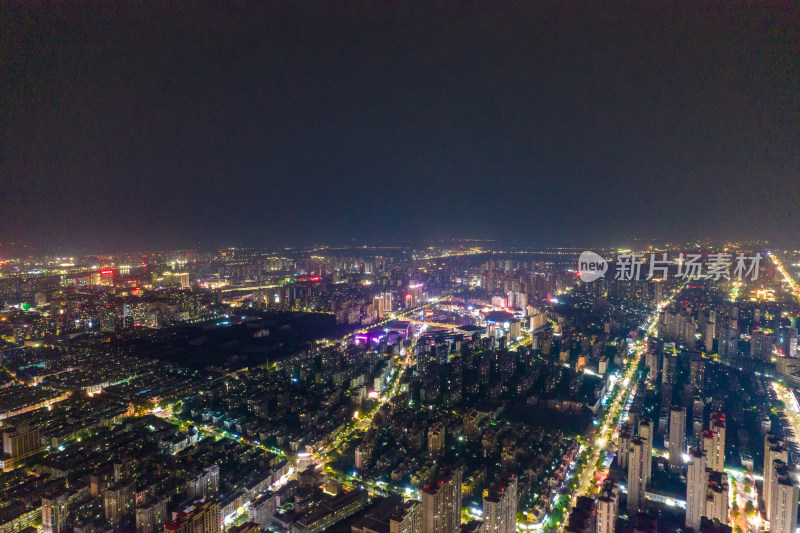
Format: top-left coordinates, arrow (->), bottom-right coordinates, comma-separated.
769,252 -> 800,304
536,282 -> 688,532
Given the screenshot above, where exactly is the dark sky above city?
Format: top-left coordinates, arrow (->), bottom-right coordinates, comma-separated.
1,1 -> 798,252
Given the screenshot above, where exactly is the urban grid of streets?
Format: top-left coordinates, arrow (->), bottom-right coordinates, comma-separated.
546,281 -> 689,532
155,252 -> 800,531
550,252 -> 800,533
156,296 -> 452,522
162,279 -> 685,530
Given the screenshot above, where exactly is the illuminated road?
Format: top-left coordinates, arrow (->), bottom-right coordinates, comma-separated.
314,298 -> 453,464
769,252 -> 800,304
171,295 -> 451,468
727,469 -> 763,533
315,346 -> 412,468
729,280 -> 742,302
772,382 -> 800,450
540,282 -> 688,531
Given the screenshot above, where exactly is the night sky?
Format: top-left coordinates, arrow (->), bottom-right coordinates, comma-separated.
2,2 -> 799,252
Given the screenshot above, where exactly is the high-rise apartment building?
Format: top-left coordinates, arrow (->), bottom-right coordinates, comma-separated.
768,460 -> 799,533
764,434 -> 789,521
186,464 -> 220,499
691,398 -> 705,447
702,413 -> 725,473
662,354 -> 677,386
617,424 -> 633,470
689,357 -> 705,390
104,481 -> 135,526
428,422 -> 445,456
596,479 -> 619,533
422,467 -> 462,533
686,447 -> 707,531
638,420 -> 653,483
686,447 -> 729,531
668,406 -> 686,473
483,474 -> 517,533
704,471 -> 729,526
627,436 -> 649,513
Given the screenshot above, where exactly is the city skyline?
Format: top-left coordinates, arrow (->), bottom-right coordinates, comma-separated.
2,3 -> 800,533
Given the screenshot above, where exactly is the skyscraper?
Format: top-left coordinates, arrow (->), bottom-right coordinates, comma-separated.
691,398 -> 705,447
686,447 -> 729,531
627,437 -> 649,513
764,434 -> 789,523
685,447 -> 707,531
768,460 -> 799,533
637,420 -> 653,484
702,413 -> 725,473
689,357 -> 705,391
617,424 -> 633,470
483,473 -> 518,533
596,479 -> 619,533
422,467 -> 462,533
668,406 -> 686,473
704,471 -> 729,526
662,354 -> 677,386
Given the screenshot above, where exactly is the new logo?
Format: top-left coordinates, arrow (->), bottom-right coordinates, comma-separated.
578,251 -> 608,282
